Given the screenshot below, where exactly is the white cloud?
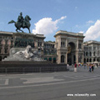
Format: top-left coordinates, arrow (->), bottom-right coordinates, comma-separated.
60,16 -> 67,20
32,16 -> 67,35
79,31 -> 84,33
84,20 -> 100,41
86,20 -> 94,24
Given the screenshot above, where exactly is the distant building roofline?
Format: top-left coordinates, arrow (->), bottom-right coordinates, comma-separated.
84,40 -> 100,45
54,30 -> 85,38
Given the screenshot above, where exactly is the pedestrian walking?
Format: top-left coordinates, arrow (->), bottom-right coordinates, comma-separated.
84,64 -> 86,69
74,63 -> 77,72
91,64 -> 94,72
89,64 -> 92,72
66,63 -> 69,70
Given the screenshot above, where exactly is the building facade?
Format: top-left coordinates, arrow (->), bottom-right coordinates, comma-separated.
44,41 -> 56,63
1,31 -> 100,65
0,31 -> 13,60
54,30 -> 84,64
84,40 -> 100,64
0,31 -> 45,61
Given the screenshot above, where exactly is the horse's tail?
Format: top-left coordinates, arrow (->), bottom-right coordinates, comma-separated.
8,20 -> 16,24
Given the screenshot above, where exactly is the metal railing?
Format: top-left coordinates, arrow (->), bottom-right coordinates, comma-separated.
0,62 -> 67,74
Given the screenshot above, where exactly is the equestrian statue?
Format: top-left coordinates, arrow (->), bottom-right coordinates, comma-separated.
8,12 -> 31,33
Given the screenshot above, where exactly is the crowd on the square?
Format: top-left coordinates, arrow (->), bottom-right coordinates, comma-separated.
67,62 -> 99,73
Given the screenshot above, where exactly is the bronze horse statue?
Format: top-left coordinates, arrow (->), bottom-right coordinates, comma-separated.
8,15 -> 31,33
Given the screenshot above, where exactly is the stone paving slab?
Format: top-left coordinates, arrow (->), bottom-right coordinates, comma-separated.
0,66 -> 100,100
0,79 -> 9,85
21,77 -> 64,84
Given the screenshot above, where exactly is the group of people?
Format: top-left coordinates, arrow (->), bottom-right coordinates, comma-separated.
67,63 -> 98,73
88,64 -> 94,72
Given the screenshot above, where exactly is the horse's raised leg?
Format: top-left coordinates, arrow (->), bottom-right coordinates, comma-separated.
20,29 -> 24,33
18,28 -> 24,33
16,29 -> 19,33
16,28 -> 24,33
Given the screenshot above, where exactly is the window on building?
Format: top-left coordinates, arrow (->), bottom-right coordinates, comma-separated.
52,45 -> 54,48
97,58 -> 99,62
87,58 -> 89,62
5,48 -> 8,54
49,57 -> 52,61
79,43 -> 82,49
84,52 -> 85,56
61,55 -> 65,63
86,52 -> 88,56
84,58 -> 86,63
5,40 -> 7,45
38,42 -> 42,47
11,41 -> 13,46
61,42 -> 65,47
90,52 -> 91,56
94,52 -> 95,56
97,51 -> 99,56
94,47 -> 96,50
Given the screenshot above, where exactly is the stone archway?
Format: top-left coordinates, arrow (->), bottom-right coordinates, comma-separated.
67,42 -> 76,65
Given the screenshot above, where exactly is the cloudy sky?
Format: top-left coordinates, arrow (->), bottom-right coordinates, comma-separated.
0,0 -> 100,41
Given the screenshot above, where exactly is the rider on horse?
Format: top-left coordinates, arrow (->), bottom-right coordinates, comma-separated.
8,12 -> 31,33
17,12 -> 26,27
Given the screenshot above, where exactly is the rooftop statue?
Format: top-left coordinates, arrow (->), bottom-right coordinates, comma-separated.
8,12 -> 31,33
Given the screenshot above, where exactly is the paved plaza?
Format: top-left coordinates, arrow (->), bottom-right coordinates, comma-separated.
0,66 -> 100,100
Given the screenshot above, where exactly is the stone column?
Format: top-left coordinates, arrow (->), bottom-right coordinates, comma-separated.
34,40 -> 38,48
42,40 -> 44,50
95,57 -> 97,61
58,37 -> 61,49
65,53 -> 67,64
7,40 -> 11,54
57,51 -> 61,64
72,53 -> 74,64
65,39 -> 68,64
75,51 -> 78,64
66,39 -> 68,48
82,52 -> 84,63
1,40 -> 5,54
1,46 -> 5,54
82,41 -> 84,63
91,58 -> 93,62
76,40 -> 79,64
7,46 -> 10,54
42,41 -> 44,47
